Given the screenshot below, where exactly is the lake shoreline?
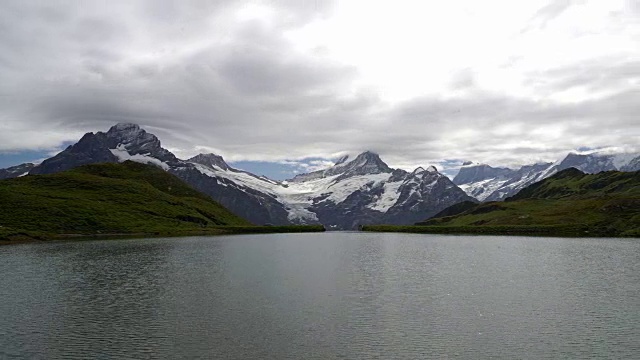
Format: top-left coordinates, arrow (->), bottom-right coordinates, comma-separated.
360,224 -> 640,238
0,225 -> 326,245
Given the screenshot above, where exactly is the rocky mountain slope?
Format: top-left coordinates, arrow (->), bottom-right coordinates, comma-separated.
0,163 -> 35,179
454,151 -> 640,202
2,123 -> 474,229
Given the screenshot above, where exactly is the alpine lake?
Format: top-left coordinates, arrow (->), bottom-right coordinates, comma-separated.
1,232 -> 638,359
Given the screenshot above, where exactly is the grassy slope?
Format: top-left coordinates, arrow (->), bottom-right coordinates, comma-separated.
0,161 -> 323,242
363,169 -> 640,237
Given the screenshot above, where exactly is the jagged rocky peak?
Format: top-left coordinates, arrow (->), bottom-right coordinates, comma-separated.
104,122 -> 177,163
106,123 -> 157,148
334,155 -> 349,165
332,151 -> 392,178
288,150 -> 392,182
188,153 -> 230,171
107,123 -> 144,139
350,151 -> 391,171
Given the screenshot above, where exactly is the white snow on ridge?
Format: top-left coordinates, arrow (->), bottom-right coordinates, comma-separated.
191,160 -> 395,221
110,145 -> 170,170
459,178 -> 509,202
612,152 -> 640,169
322,173 -> 391,204
368,180 -> 403,212
192,163 -> 280,195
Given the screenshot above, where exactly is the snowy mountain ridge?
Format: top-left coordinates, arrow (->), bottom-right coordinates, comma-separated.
180,147 -> 471,228
10,123 -> 473,229
454,150 -> 640,201
5,123 -> 636,223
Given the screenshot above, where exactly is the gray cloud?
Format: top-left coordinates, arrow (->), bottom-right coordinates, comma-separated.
525,58 -> 640,95
0,0 -> 638,174
522,0 -> 577,32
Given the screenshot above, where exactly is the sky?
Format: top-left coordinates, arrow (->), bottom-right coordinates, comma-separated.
0,0 -> 638,179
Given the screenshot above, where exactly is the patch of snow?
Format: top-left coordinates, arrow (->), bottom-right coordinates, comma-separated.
323,173 -> 391,204
368,180 -> 403,212
109,144 -> 169,170
459,177 -> 510,202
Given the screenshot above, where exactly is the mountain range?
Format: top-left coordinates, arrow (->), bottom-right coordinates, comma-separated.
3,124 -> 473,229
2,123 -> 638,229
453,151 -> 640,202
410,167 -> 640,237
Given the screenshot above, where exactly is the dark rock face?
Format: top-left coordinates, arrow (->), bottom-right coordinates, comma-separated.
383,172 -> 474,225
30,132 -> 118,175
310,187 -> 385,230
188,153 -> 231,171
0,163 -> 35,179
105,123 -> 179,163
170,164 -> 290,225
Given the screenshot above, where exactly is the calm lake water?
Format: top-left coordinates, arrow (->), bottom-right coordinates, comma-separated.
1,232 -> 639,359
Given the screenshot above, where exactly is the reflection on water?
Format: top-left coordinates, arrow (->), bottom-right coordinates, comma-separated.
1,233 -> 639,359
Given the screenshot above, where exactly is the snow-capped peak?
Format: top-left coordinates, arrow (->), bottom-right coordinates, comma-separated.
335,151 -> 392,177
288,151 -> 391,182
106,123 -> 158,149
426,165 -> 437,173
350,151 -> 389,170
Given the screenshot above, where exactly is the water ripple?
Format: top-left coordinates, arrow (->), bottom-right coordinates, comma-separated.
1,234 -> 639,359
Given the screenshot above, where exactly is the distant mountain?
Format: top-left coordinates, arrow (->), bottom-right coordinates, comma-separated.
6,123 -> 635,227
180,149 -> 474,229
454,151 -> 640,202
30,123 -> 179,175
0,163 -> 35,179
0,161 -> 249,239
0,123 -> 474,229
289,151 -> 392,182
415,168 -> 640,237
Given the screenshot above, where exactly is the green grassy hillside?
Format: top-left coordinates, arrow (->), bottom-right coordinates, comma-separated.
364,169 -> 640,237
0,161 -> 303,242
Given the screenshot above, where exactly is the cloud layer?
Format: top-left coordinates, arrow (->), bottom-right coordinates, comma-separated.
1,0 -> 638,174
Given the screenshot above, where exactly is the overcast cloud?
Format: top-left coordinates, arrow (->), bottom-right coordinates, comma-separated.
0,0 -> 638,176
